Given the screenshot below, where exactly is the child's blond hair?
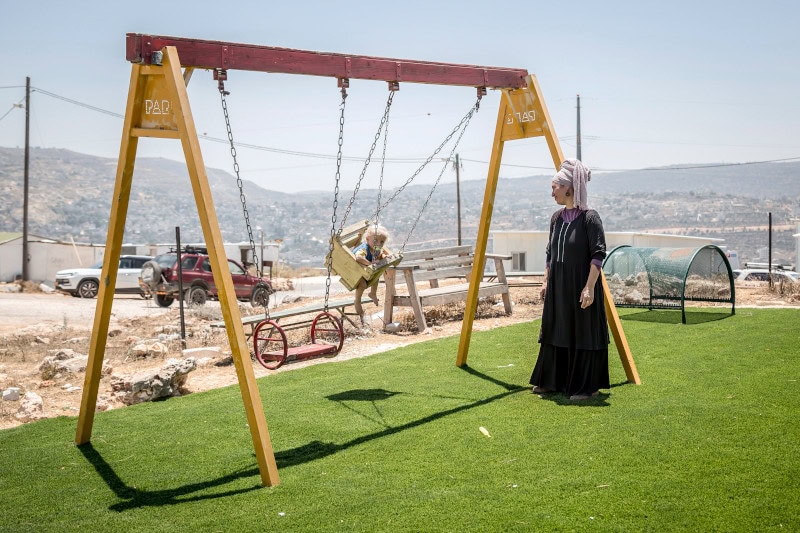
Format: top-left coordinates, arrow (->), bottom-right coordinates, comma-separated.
363,223 -> 390,243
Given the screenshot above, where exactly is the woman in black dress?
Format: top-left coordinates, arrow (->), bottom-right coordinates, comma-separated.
530,159 -> 610,400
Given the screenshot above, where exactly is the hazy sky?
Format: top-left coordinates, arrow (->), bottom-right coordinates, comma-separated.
1,1 -> 798,194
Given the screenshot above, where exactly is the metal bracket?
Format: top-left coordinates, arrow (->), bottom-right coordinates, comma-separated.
214,69 -> 229,95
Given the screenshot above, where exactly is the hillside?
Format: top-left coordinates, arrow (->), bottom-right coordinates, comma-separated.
1,147 -> 798,266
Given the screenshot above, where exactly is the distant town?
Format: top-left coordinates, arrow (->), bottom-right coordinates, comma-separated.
1,147 -> 798,269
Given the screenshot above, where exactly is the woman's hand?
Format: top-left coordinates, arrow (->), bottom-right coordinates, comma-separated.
579,287 -> 594,309
539,283 -> 547,300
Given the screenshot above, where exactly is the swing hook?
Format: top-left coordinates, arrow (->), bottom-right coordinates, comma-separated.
388,81 -> 400,92
214,69 -> 229,95
476,87 -> 486,108
337,77 -> 349,99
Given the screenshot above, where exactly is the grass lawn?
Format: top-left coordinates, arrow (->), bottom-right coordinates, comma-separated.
1,308 -> 798,532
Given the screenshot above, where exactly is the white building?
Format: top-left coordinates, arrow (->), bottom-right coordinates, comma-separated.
490,230 -> 725,274
0,233 -> 105,284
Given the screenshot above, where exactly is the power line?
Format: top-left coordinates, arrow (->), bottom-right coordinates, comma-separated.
32,88 -> 124,118
17,85 -> 800,175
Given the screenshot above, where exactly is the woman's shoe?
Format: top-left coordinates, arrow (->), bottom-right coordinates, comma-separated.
532,386 -> 554,394
569,391 -> 600,401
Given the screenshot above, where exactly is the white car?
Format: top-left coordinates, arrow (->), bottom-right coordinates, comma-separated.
733,269 -> 799,284
55,255 -> 153,298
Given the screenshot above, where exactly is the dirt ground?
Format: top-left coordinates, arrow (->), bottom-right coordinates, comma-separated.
1,278 -> 798,430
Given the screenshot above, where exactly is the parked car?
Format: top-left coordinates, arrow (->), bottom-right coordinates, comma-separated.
139,246 -> 274,308
55,255 -> 154,298
733,268 -> 799,283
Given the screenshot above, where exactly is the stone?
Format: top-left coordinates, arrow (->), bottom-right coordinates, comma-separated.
384,322 -> 402,333
15,392 -> 44,421
3,387 -> 21,402
38,351 -> 112,380
110,357 -> 197,405
95,396 -> 111,412
131,341 -> 169,358
39,283 -> 56,293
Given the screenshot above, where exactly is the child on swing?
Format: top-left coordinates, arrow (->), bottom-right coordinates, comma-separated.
352,223 -> 392,324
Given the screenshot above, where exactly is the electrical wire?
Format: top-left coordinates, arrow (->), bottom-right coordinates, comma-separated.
0,96 -> 26,123
19,85 -> 800,175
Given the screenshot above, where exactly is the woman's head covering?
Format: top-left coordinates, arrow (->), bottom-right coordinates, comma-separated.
552,158 -> 592,209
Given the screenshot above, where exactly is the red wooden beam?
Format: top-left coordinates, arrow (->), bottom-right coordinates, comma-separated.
126,33 -> 529,89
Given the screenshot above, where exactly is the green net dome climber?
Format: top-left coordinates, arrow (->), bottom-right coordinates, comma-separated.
602,245 -> 735,324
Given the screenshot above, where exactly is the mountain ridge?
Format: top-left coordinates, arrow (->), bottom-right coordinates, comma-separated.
1,147 -> 798,266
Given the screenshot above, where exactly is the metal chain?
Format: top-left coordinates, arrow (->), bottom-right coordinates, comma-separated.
373,94 -> 483,222
218,73 -> 269,318
375,93 -> 392,229
338,90 -> 395,233
401,95 -> 482,250
326,83 -> 348,311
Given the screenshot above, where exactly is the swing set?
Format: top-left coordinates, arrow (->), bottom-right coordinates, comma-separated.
76,33 -> 639,488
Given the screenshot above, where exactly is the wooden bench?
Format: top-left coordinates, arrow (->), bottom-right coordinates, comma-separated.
486,271 -> 545,287
211,296 -> 372,340
382,245 -> 513,332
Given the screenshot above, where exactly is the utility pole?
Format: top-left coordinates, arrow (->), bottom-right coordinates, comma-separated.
22,77 -> 30,281
576,93 -> 582,161
768,212 -> 773,289
455,153 -> 462,246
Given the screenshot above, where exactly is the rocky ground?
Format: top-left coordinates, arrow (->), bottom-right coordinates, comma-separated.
1,278 -> 798,430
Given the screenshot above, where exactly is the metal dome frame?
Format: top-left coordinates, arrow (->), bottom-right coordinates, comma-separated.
602,244 -> 736,324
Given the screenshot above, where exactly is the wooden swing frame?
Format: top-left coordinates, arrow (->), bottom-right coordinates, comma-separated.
76,33 -> 639,489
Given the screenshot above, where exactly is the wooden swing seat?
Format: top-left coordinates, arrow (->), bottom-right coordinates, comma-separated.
263,343 -> 338,360
327,219 -> 403,291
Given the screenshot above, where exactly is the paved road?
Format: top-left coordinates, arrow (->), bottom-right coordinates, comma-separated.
0,291 -> 173,333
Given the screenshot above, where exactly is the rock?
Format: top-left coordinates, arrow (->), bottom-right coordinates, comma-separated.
0,283 -> 22,293
3,387 -> 22,402
47,348 -> 79,361
110,357 -> 197,405
95,396 -> 111,412
39,283 -> 56,293
214,355 -> 234,366
15,392 -> 44,421
131,341 -> 169,358
384,322 -> 402,333
38,351 -> 112,380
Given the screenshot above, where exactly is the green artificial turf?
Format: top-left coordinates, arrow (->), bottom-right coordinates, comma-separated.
1,308 -> 798,532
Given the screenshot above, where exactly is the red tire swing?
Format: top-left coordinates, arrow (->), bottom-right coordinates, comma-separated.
253,312 -> 344,370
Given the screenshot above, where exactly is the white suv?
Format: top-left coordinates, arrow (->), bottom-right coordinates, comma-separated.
733,269 -> 799,284
55,255 -> 153,298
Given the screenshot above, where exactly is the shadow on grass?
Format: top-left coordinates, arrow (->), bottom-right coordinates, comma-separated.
80,367 -> 527,510
280,367 -> 527,468
325,388 -> 403,428
620,309 -> 733,325
77,443 -> 262,512
533,390 -> 611,407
